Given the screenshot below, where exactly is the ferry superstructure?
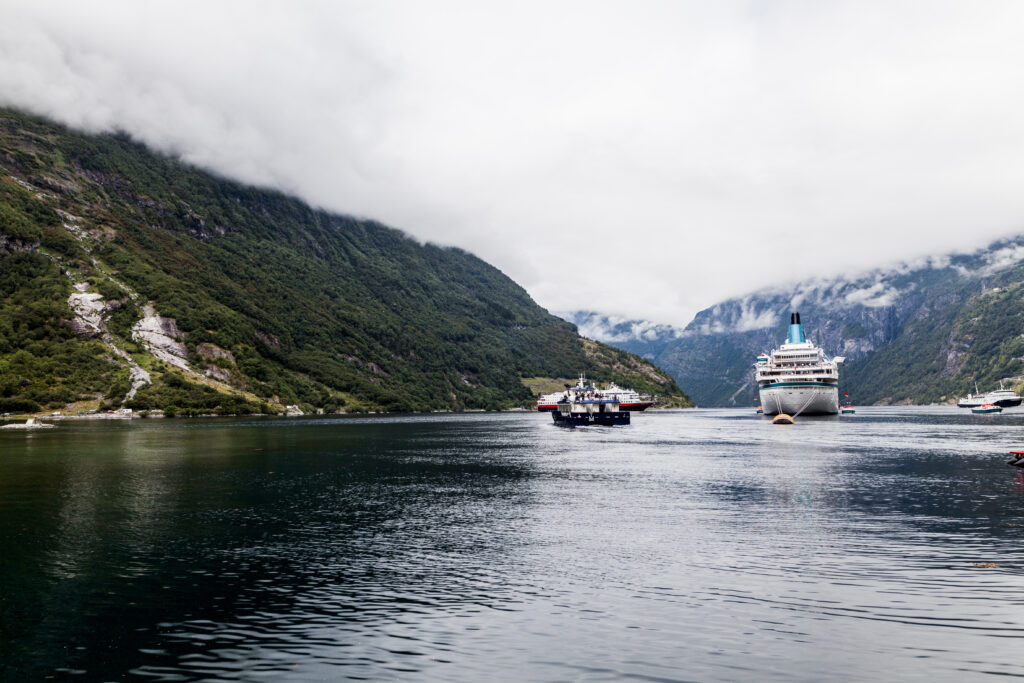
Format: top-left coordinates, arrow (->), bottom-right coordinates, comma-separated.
756,312 -> 843,416
552,375 -> 630,426
599,383 -> 654,411
537,380 -> 654,411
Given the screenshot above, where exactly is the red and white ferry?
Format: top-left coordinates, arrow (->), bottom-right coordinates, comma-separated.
537,376 -> 654,411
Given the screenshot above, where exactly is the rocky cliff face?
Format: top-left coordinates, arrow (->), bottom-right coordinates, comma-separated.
563,238 -> 1024,406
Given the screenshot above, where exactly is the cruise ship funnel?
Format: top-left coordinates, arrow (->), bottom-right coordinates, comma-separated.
788,311 -> 806,344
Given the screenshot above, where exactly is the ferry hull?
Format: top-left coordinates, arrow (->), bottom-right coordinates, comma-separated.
619,402 -> 654,411
537,404 -> 558,412
759,385 -> 839,416
552,411 -> 630,427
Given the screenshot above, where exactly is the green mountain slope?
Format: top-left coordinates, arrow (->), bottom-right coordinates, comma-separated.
0,107 -> 691,414
843,262 -> 1024,404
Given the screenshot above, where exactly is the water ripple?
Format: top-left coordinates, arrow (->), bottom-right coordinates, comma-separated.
3,409 -> 1024,680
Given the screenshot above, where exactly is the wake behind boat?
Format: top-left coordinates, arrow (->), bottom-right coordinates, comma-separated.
756,312 -> 844,417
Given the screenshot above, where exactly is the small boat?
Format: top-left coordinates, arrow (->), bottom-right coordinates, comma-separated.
552,374 -> 630,427
841,404 -> 855,414
972,404 -> 1002,414
756,405 -> 763,414
1,417 -> 55,430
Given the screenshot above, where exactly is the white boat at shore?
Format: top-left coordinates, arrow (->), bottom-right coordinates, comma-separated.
1,417 -> 55,430
756,312 -> 843,417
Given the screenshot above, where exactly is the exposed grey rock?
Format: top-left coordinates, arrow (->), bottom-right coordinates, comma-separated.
196,342 -> 235,365
132,304 -> 189,371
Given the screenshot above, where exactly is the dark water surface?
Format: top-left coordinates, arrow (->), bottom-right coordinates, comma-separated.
2,407 -> 1024,681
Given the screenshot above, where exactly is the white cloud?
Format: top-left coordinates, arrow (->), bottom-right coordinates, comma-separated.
563,311 -> 683,343
732,300 -> 778,332
978,243 -> 1024,275
843,282 -> 899,308
3,1 -> 1024,327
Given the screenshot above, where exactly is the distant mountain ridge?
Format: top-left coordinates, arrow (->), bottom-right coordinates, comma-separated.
0,107 -> 690,415
562,238 -> 1024,407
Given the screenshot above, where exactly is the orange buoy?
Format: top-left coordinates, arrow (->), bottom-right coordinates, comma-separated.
772,414 -> 794,425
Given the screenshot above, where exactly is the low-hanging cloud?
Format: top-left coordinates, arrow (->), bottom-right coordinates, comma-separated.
3,0 -> 1024,327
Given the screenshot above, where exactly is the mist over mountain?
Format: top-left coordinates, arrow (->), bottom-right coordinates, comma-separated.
556,311 -> 684,358
563,238 -> 1024,407
6,2 -> 1024,327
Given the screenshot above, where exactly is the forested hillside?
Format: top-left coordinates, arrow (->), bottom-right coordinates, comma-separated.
0,107 -> 690,415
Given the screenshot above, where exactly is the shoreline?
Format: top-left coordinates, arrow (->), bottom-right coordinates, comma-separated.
0,404 -> 697,424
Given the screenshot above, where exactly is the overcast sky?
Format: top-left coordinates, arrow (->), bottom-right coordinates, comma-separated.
3,1 -> 1024,326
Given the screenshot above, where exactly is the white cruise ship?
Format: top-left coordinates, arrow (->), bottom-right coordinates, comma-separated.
756,312 -> 844,416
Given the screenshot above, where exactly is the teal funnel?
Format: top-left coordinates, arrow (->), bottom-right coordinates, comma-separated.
788,312 -> 806,344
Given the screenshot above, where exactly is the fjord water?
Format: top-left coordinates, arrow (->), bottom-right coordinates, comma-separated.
2,409 -> 1023,681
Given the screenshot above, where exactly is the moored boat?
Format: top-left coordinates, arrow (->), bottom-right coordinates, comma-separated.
601,382 -> 655,411
756,312 -> 843,417
971,403 -> 1002,414
1,417 -> 55,430
957,384 -> 985,409
536,390 -> 564,412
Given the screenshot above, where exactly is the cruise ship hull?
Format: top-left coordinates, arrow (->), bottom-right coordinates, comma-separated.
759,384 -> 839,416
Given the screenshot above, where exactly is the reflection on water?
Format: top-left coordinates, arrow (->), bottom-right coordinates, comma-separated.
2,408 -> 1024,680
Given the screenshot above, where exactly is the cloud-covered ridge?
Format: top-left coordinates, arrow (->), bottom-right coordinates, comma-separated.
4,1 -> 1024,327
